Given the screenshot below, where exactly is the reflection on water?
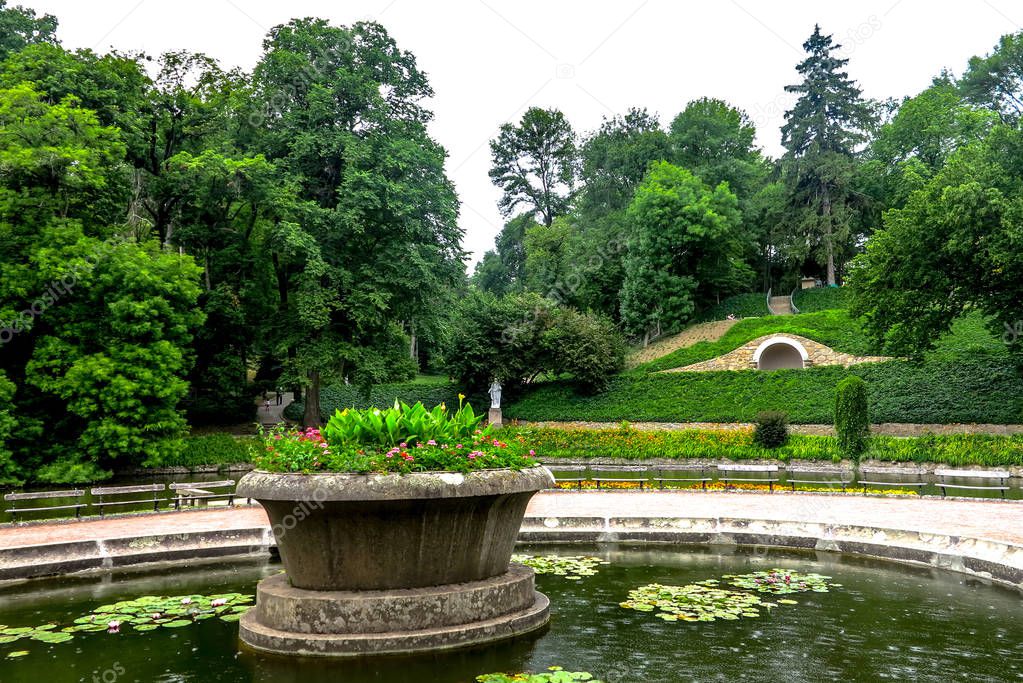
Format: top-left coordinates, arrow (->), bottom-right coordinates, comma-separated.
0,546 -> 1021,682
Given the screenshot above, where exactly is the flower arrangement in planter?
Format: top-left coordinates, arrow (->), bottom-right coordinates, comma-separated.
237,397 -> 554,657
255,395 -> 537,474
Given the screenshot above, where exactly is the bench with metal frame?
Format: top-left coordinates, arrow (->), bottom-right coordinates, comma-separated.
786,467 -> 853,492
718,464 -> 779,491
857,468 -> 927,493
934,469 -> 1011,498
90,484 -> 166,516
169,480 -> 237,509
549,466 -> 587,489
651,466 -> 712,490
3,489 -> 86,523
589,466 -> 648,490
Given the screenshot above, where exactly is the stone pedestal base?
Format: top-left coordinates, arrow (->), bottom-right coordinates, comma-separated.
239,563 -> 549,657
488,407 -> 503,428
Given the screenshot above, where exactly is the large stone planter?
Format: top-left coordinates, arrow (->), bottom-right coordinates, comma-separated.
236,466 -> 554,657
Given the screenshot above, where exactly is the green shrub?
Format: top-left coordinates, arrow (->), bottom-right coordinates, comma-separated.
506,357 -> 1023,425
835,376 -> 869,458
696,293 -> 769,322
504,426 -> 838,462
143,435 -> 258,468
502,426 -> 1023,467
791,287 -> 852,313
753,411 -> 789,448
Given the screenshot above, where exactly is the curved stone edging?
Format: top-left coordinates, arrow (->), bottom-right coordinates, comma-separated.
1,514 -> 1021,591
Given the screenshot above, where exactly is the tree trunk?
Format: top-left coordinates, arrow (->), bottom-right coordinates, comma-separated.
303,371 -> 321,428
821,190 -> 836,286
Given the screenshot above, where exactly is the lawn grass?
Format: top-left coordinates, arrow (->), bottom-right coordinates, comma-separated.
634,309 -> 877,373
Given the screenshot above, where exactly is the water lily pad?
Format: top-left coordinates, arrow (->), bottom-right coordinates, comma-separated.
510,554 -> 609,579
219,614 -> 242,623
621,583 -> 767,622
720,570 -> 837,595
6,650 -> 30,659
134,624 -> 159,632
0,635 -> 21,644
161,620 -> 192,628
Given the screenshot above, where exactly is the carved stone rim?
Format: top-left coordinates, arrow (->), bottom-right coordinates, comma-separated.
236,465 -> 554,502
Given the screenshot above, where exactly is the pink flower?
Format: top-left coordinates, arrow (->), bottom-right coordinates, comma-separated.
181,597 -> 192,605
529,450 -> 535,456
211,598 -> 227,607
456,444 -> 463,449
107,621 -> 121,633
427,439 -> 437,446
399,442 -> 407,448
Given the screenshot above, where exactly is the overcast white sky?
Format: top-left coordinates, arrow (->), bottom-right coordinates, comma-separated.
28,0 -> 1022,266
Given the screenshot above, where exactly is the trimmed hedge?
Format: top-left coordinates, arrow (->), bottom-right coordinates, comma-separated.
506,357 -> 1023,425
695,293 -> 770,322
506,426 -> 839,462
835,376 -> 869,458
144,435 -> 259,468
507,426 -> 1023,467
792,287 -> 852,313
635,310 -> 876,373
284,381 -> 483,423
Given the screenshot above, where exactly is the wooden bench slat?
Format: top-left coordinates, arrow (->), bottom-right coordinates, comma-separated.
938,484 -> 1010,491
717,464 -> 779,472
90,484 -> 165,495
4,489 -> 85,501
858,480 -> 926,487
92,499 -> 163,508
8,503 -> 87,514
934,469 -> 1010,479
169,481 -> 234,490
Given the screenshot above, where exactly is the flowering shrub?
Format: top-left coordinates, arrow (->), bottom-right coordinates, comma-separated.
255,398 -> 538,474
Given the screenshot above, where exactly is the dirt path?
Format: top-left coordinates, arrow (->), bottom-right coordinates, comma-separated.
626,319 -> 738,368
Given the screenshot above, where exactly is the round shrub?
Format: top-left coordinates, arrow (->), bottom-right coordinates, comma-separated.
753,411 -> 789,448
835,376 -> 869,458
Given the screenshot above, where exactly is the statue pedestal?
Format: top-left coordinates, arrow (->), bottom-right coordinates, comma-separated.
488,407 -> 503,428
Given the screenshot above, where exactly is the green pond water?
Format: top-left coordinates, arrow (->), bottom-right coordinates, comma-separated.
0,545 -> 1021,682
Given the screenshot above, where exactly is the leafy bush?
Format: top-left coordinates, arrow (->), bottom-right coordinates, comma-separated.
635,310 -> 876,373
257,400 -> 537,474
507,357 -> 1023,425
696,293 -> 769,322
791,287 -> 852,313
284,380 -> 471,423
835,376 -> 869,458
443,290 -> 624,392
144,435 -> 258,468
504,426 -> 1023,467
753,411 -> 789,448
866,434 -> 1023,467
504,426 -> 837,462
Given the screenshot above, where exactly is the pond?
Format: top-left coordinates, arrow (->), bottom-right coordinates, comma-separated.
0,545 -> 1020,682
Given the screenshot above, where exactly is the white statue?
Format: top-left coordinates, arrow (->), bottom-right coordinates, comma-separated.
488,381 -> 502,409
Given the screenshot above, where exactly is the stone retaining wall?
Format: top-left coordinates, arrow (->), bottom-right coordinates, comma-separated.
662,333 -> 891,372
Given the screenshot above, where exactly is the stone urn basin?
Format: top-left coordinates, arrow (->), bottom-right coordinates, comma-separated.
236,465 -> 555,657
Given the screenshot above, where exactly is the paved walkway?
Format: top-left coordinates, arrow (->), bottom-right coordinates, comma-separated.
1,490 -> 1020,550
256,391 -> 294,426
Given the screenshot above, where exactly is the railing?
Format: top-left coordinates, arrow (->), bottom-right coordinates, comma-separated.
765,287 -> 772,314
790,285 -> 801,314
3,479 -> 242,523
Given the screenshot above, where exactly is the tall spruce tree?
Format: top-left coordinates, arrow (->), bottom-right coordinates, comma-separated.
781,25 -> 873,285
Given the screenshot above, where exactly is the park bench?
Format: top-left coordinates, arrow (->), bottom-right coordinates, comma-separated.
934,469 -> 1011,498
651,466 -> 712,490
549,466 -> 587,488
90,484 -> 166,517
169,480 -> 237,509
857,468 -> 927,493
3,489 -> 86,523
786,467 -> 852,492
589,466 -> 648,490
718,464 -> 779,491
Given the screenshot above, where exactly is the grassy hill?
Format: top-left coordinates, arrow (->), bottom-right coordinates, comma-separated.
507,311 -> 1023,425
